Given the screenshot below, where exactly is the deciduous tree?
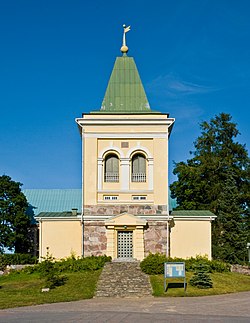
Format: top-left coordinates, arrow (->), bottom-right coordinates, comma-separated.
0,175 -> 31,253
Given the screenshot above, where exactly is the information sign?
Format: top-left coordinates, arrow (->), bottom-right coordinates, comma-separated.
164,262 -> 186,291
165,262 -> 185,278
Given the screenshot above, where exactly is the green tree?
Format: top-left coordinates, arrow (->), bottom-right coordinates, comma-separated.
170,113 -> 250,263
213,172 -> 248,263
0,175 -> 31,253
189,263 -> 213,289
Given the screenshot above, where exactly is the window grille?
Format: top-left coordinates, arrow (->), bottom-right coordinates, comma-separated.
104,154 -> 119,182
105,172 -> 119,182
132,196 -> 147,200
132,173 -> 146,182
104,195 -> 118,200
132,154 -> 146,182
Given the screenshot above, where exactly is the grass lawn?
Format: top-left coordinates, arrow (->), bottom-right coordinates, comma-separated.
150,272 -> 250,297
1,270 -> 250,309
0,270 -> 101,309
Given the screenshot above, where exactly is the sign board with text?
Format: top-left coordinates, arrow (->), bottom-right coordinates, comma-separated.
164,262 -> 186,291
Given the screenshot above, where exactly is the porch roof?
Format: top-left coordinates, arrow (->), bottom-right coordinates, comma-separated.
35,211 -> 79,218
172,210 -> 215,217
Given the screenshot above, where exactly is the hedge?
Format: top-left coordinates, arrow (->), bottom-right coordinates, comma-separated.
140,253 -> 230,275
0,254 -> 38,271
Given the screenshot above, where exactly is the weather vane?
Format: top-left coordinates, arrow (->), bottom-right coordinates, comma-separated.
120,24 -> 131,54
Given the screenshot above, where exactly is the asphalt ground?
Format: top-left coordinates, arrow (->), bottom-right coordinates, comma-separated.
0,291 -> 250,322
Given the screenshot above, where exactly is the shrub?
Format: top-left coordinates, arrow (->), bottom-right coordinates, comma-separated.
140,253 -> 230,275
185,256 -> 230,273
23,254 -> 111,275
0,253 -> 38,271
54,255 -> 112,272
209,259 -> 231,272
140,253 -> 168,274
189,263 -> 213,289
37,249 -> 67,289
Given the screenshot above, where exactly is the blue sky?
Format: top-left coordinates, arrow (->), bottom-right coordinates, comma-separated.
0,0 -> 249,188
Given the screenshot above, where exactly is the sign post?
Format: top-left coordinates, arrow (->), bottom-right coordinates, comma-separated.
164,262 -> 186,291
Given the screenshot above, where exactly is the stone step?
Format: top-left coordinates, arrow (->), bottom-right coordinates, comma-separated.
95,261 -> 152,298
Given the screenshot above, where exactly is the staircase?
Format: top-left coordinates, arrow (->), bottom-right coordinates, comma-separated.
95,260 -> 152,297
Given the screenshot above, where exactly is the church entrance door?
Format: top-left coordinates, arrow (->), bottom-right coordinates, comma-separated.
117,231 -> 133,258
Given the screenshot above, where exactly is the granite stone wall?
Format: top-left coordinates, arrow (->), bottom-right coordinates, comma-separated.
83,219 -> 169,258
84,204 -> 167,216
144,221 -> 168,256
83,220 -> 107,256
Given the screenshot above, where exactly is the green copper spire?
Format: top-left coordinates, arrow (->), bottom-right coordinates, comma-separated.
89,25 -> 158,114
100,55 -> 151,113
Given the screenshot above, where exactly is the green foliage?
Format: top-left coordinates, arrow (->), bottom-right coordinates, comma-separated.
150,271 -> 250,297
0,270 -> 102,309
54,255 -> 111,272
0,253 -> 38,271
140,253 -> 230,275
24,253 -> 111,276
170,113 -> 250,263
140,253 -> 168,274
0,175 -> 32,253
185,256 -> 230,273
206,259 -> 231,273
36,249 -> 67,289
212,173 -> 248,263
22,251 -> 111,288
189,263 -> 213,289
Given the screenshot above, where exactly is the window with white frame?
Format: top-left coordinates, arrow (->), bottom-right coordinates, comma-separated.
131,153 -> 146,182
132,195 -> 147,200
104,153 -> 119,182
104,195 -> 118,200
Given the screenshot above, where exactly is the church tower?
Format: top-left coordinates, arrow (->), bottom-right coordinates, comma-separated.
36,26 -> 215,262
76,26 -> 175,260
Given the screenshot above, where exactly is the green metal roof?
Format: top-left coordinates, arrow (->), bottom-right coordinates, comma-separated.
94,55 -> 156,114
23,189 -> 82,216
23,189 -> 177,219
36,212 -> 78,218
172,210 -> 215,217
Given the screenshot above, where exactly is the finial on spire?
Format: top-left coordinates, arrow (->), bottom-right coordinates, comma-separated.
120,24 -> 130,54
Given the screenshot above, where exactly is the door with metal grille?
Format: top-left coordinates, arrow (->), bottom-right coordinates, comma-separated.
117,231 -> 133,258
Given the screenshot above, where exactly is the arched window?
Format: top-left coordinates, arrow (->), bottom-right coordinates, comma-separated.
132,153 -> 146,182
104,154 -> 119,182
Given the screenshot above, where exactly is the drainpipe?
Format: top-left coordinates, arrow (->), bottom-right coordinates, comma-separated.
166,126 -> 170,258
39,220 -> 42,262
81,129 -> 85,258
166,219 -> 170,258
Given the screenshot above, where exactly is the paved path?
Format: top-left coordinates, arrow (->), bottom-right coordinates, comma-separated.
0,292 -> 250,322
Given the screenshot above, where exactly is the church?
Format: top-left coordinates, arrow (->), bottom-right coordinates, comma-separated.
34,26 -> 215,261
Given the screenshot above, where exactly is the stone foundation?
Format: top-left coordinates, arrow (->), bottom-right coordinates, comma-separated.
83,221 -> 107,256
84,204 -> 167,216
83,218 -> 169,258
144,221 -> 168,256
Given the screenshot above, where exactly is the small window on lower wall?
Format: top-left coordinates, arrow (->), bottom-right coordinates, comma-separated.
132,196 -> 147,200
104,195 -> 118,200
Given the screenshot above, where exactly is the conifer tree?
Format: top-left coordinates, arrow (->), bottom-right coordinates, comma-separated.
170,113 -> 250,262
189,263 -> 213,289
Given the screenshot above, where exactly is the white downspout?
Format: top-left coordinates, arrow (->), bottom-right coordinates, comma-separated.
166,219 -> 170,258
81,129 -> 85,257
39,220 -> 42,262
166,126 -> 170,258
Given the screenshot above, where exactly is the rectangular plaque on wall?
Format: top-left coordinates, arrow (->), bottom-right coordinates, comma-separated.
121,142 -> 129,148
